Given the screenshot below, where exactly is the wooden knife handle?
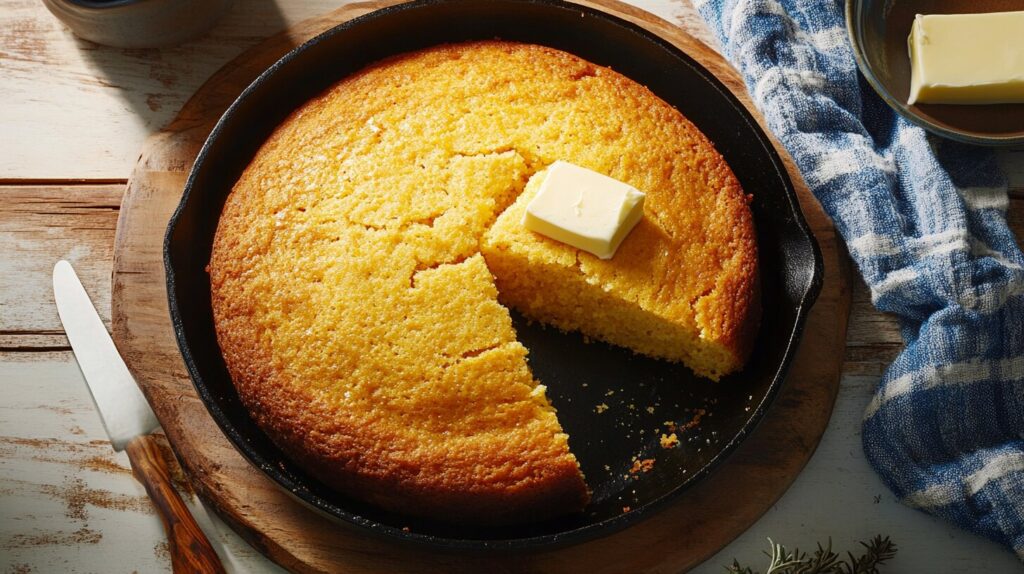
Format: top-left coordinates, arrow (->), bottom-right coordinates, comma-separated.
125,435 -> 226,574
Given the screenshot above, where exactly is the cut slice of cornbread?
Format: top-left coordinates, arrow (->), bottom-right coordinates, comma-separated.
211,228 -> 589,523
482,163 -> 759,381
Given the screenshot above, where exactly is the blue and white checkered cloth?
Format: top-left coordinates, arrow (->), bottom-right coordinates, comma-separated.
695,0 -> 1024,557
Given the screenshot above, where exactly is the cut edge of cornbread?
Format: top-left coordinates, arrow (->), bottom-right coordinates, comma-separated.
483,245 -> 739,379
481,170 -> 757,381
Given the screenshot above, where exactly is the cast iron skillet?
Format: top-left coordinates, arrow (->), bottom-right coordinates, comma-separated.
165,0 -> 824,552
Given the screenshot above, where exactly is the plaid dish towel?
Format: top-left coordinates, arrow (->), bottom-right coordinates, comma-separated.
695,0 -> 1024,557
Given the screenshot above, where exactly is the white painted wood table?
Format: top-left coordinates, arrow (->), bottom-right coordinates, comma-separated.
2,1 -> 1022,572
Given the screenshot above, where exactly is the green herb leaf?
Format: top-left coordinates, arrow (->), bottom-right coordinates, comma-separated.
725,536 -> 896,574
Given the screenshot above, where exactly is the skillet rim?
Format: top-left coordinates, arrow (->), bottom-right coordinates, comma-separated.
163,0 -> 825,552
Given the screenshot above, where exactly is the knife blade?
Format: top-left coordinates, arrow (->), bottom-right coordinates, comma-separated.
52,259 -> 158,450
53,260 -> 225,574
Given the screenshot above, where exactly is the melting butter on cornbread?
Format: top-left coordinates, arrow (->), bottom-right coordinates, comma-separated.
522,160 -> 646,260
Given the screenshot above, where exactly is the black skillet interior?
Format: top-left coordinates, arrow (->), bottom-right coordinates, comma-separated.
165,0 -> 824,552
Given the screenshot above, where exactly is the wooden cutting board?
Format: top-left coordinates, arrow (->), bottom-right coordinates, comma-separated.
111,1 -> 852,572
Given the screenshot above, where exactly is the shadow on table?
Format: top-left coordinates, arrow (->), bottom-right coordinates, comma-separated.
66,0 -> 289,134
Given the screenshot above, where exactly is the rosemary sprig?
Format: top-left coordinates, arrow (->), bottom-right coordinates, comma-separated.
725,536 -> 897,574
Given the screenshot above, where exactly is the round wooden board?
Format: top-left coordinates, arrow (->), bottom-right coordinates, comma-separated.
112,1 -> 852,572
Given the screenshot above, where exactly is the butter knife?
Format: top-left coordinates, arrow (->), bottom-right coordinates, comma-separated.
53,260 -> 225,574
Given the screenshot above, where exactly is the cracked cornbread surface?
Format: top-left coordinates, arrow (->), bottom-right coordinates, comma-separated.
209,41 -> 757,524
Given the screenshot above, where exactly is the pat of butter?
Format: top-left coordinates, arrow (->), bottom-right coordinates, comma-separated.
908,12 -> 1024,105
523,161 -> 645,260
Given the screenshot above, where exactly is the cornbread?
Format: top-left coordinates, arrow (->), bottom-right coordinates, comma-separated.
483,158 -> 758,379
209,41 -> 758,524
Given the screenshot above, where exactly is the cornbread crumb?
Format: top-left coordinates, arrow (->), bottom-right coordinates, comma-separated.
629,458 -> 656,474
660,433 -> 679,449
595,403 -> 609,414
663,407 -> 708,436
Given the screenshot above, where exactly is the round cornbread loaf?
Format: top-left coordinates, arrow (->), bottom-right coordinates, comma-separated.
209,41 -> 758,524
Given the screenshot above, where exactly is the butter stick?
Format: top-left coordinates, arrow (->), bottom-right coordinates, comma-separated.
908,11 -> 1024,105
522,161 -> 645,260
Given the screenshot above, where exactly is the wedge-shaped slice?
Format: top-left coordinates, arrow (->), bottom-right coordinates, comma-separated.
482,166 -> 759,381
211,202 -> 589,524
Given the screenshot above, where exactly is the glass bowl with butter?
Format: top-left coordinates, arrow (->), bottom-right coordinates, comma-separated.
847,0 -> 1024,146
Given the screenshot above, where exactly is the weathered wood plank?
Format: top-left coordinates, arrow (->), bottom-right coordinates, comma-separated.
661,0 -> 720,50
2,185 -> 1014,364
5,355 -> 1020,573
0,0 -> 700,180
0,0 -> 348,179
0,353 -> 166,572
0,185 -> 123,350
1000,150 -> 1024,197
0,354 -> 278,573
2,0 -> 1021,189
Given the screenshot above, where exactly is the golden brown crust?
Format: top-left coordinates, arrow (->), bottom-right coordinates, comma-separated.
209,41 -> 756,524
